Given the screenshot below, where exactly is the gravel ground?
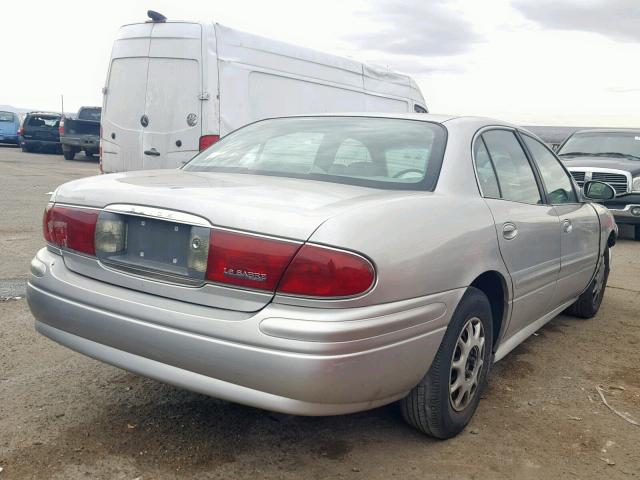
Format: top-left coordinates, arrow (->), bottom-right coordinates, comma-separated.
1,146 -> 639,479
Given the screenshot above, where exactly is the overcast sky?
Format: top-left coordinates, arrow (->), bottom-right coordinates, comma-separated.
2,0 -> 640,126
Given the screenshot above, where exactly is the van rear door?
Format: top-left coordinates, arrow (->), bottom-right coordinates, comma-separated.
102,24 -> 153,172
142,23 -> 203,169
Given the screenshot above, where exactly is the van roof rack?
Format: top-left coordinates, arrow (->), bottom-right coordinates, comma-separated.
147,10 -> 167,23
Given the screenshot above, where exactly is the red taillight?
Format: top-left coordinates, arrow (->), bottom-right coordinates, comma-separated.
277,245 -> 375,298
43,205 -> 99,255
199,134 -> 220,151
58,120 -> 64,136
17,127 -> 23,136
206,229 -> 299,291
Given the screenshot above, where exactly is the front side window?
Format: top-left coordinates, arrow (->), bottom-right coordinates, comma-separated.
185,117 -> 447,190
481,130 -> 542,205
522,135 -> 577,204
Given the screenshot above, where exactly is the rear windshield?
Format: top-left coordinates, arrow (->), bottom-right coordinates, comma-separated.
27,114 -> 60,128
184,117 -> 447,190
558,132 -> 640,160
0,112 -> 16,122
78,108 -> 102,121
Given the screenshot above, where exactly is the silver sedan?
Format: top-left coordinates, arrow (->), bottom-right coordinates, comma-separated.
27,114 -> 618,438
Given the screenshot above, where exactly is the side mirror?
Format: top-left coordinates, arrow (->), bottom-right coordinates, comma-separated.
583,180 -> 616,201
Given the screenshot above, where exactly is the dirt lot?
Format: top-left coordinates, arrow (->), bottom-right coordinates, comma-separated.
1,145 -> 639,479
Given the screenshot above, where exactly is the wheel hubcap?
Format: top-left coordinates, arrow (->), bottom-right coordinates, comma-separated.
450,317 -> 485,412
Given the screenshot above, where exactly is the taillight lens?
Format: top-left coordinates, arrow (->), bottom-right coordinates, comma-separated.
17,127 -> 23,136
58,120 -> 64,136
206,229 -> 299,291
43,205 -> 99,255
277,245 -> 375,297
199,134 -> 220,151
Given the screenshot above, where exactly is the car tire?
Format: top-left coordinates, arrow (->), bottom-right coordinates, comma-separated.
21,143 -> 30,153
634,225 -> 640,241
565,247 -> 610,319
63,149 -> 75,161
400,287 -> 493,439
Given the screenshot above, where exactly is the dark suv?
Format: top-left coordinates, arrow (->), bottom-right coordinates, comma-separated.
558,129 -> 640,240
19,112 -> 62,153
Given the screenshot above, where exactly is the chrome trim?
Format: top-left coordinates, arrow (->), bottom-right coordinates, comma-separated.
104,204 -> 212,227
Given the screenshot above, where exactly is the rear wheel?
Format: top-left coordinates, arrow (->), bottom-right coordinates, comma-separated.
634,225 -> 640,241
21,143 -> 30,153
400,287 -> 493,439
63,147 -> 76,160
566,247 -> 610,319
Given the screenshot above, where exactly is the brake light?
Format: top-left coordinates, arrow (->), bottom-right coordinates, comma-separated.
43,205 -> 99,255
199,134 -> 220,151
206,229 -> 299,291
277,245 -> 375,297
17,127 -> 23,136
58,120 -> 64,136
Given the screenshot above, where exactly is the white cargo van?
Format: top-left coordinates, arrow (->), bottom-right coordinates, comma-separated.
100,16 -> 429,173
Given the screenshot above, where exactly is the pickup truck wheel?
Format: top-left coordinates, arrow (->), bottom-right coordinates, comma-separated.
400,287 -> 493,439
565,247 -> 610,319
63,149 -> 76,161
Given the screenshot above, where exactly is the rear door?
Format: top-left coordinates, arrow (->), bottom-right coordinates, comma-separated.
475,129 -> 561,339
520,133 -> 599,306
102,57 -> 149,172
142,23 -> 203,169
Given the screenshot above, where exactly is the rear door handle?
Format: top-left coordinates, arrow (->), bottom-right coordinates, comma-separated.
502,222 -> 518,240
562,219 -> 573,233
144,148 -> 160,157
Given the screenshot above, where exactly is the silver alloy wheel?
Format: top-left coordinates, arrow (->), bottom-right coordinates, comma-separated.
450,317 -> 485,412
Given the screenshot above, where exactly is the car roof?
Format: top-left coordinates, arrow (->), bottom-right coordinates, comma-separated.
571,128 -> 640,134
258,112 -> 518,129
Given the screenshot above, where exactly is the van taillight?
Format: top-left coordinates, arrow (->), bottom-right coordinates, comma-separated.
199,135 -> 220,151
17,127 -> 23,136
43,205 -> 99,256
206,229 -> 300,291
277,245 -> 375,297
58,120 -> 64,136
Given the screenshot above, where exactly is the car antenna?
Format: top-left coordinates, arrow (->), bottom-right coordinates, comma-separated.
147,10 -> 167,23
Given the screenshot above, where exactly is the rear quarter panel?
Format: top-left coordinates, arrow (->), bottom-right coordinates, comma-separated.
285,193 -> 508,308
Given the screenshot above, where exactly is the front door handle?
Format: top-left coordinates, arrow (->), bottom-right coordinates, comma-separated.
144,148 -> 160,157
562,219 -> 573,233
502,222 -> 518,240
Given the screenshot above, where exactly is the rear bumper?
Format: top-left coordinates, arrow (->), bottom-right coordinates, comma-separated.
0,133 -> 19,144
61,136 -> 99,152
27,248 -> 459,415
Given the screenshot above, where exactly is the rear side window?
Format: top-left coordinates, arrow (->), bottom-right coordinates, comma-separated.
474,139 -> 500,198
481,130 -> 542,205
0,112 -> 16,122
522,135 -> 577,204
414,104 -> 428,113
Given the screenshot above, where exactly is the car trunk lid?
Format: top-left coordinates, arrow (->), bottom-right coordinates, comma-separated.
53,170 -> 407,311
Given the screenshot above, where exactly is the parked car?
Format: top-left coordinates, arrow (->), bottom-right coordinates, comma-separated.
60,107 -> 101,160
100,12 -> 428,173
557,129 -> 640,240
19,112 -> 62,153
0,111 -> 21,145
27,114 -> 617,439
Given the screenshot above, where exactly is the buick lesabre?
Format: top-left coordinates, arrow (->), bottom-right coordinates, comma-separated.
27,114 -> 618,438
